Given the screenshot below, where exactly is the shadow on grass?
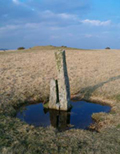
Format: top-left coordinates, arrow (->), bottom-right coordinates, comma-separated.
76,75 -> 120,100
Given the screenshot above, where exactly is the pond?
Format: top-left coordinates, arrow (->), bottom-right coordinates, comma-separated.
16,101 -> 111,131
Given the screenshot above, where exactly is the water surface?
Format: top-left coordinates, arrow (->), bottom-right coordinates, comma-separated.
16,101 -> 111,131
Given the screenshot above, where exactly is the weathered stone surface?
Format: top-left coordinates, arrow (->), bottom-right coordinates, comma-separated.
49,50 -> 71,111
49,79 -> 60,110
55,50 -> 71,111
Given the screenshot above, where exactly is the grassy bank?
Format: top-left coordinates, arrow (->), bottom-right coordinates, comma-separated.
0,46 -> 120,153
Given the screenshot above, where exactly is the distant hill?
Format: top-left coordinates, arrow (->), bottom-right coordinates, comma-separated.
0,49 -> 8,50
29,45 -> 81,50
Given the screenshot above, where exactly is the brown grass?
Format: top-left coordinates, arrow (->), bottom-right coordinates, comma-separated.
0,46 -> 120,153
1,47 -> 120,103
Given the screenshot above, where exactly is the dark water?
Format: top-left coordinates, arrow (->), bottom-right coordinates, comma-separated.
16,101 -> 111,131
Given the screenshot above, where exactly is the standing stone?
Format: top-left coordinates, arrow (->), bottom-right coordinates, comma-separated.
55,50 -> 71,111
49,79 -> 60,110
49,50 -> 71,111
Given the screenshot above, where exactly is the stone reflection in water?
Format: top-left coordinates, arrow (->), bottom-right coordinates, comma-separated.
49,110 -> 71,131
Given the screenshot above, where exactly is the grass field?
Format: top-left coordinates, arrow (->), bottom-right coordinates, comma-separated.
0,46 -> 120,153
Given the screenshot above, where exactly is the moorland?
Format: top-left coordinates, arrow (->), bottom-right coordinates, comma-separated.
0,46 -> 120,154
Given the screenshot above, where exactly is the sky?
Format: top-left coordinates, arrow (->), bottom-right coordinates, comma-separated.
0,0 -> 120,49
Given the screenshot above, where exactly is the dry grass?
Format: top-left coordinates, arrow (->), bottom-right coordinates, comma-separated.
0,46 -> 120,153
1,47 -> 120,104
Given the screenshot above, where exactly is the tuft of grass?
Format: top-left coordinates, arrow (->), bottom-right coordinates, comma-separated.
114,94 -> 120,101
116,124 -> 120,128
43,102 -> 49,109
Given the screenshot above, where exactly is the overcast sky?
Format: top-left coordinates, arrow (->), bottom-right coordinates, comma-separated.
0,0 -> 120,49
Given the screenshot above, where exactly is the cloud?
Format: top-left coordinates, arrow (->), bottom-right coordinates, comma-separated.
0,1 -> 38,26
0,24 -> 22,32
39,10 -> 79,26
50,35 -> 60,39
12,0 -> 20,4
84,34 -> 93,38
0,0 -> 119,49
0,0 -> 90,27
42,10 -> 77,20
26,0 -> 91,13
82,19 -> 111,26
